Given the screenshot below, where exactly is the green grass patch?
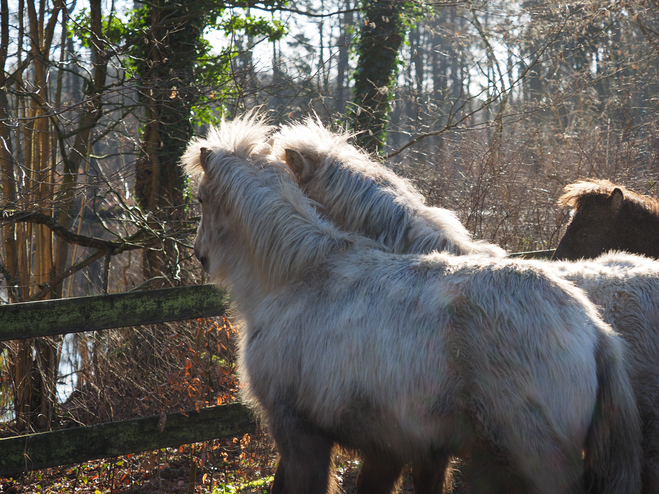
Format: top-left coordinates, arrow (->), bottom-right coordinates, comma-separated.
212,474 -> 274,493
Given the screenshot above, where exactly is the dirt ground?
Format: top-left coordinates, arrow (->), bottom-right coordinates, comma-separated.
0,422 -> 474,494
0,425 -> 451,494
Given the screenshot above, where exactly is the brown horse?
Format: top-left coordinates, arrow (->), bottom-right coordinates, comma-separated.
553,179 -> 659,260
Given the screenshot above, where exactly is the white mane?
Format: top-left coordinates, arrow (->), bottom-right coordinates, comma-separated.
181,111 -> 275,176
182,114 -> 360,288
272,117 -> 506,258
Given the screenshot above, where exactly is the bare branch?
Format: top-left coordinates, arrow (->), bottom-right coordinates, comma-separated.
3,212 -> 120,250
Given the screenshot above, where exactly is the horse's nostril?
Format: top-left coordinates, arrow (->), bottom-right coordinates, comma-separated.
197,254 -> 209,273
193,245 -> 209,272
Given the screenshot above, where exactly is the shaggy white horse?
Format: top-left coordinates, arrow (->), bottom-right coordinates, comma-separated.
544,252 -> 659,494
274,118 -> 659,494
182,115 -> 641,494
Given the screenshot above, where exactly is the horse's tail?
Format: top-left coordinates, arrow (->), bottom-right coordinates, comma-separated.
583,328 -> 642,494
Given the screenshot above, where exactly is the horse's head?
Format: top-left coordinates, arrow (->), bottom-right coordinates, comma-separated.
184,114 -> 356,291
274,117 -> 344,188
191,148 -> 245,285
182,112 -> 278,286
274,117 -> 369,193
553,185 -> 623,260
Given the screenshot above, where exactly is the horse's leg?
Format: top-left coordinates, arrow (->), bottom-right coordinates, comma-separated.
481,429 -> 581,494
640,405 -> 659,494
269,411 -> 335,494
355,456 -> 403,494
518,440 -> 584,494
270,458 -> 287,494
459,447 -> 531,494
641,453 -> 659,494
411,453 -> 450,494
453,408 -> 580,494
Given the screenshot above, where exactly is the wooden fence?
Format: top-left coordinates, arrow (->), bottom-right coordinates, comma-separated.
0,285 -> 257,476
508,248 -> 555,259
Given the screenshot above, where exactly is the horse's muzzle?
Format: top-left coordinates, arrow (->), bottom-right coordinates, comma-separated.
193,244 -> 209,272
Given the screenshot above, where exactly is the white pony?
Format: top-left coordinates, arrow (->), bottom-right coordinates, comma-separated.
544,252 -> 659,494
182,115 -> 641,494
274,117 -> 659,494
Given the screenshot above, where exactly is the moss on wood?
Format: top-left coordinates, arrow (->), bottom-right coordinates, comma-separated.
0,403 -> 256,475
0,285 -> 229,341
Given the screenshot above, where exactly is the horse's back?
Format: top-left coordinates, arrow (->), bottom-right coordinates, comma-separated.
241,251 -> 601,468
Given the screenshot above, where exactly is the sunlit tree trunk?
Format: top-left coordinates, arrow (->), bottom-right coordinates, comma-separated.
133,0 -> 206,284
53,0 -> 108,298
1,0 -> 111,431
0,0 -> 19,300
8,0 -> 62,431
335,0 -> 353,113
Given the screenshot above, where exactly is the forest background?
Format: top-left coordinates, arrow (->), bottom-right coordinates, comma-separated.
2,0 -> 659,491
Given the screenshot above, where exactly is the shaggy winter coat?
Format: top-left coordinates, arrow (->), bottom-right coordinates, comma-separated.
273,117 -> 506,258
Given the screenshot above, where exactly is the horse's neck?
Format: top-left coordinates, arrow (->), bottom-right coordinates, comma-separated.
316,181 -> 414,251
616,205 -> 659,257
221,248 -> 272,310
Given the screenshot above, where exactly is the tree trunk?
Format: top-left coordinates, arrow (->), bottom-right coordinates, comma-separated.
336,0 -> 353,113
351,0 -> 406,154
133,0 -> 206,284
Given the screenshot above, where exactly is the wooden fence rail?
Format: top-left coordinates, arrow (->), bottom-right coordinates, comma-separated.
0,284 -> 229,341
0,404 -> 255,476
0,285 -> 258,476
508,248 -> 555,259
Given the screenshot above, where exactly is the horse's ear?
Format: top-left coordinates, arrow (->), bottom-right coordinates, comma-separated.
284,149 -> 312,184
200,147 -> 211,173
610,188 -> 623,212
